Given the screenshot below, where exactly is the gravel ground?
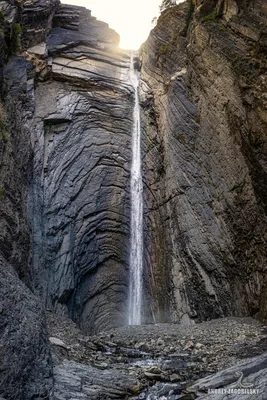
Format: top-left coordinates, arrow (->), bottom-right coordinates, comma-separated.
46,313 -> 267,399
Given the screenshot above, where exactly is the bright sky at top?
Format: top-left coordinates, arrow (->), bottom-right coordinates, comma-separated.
61,0 -> 163,49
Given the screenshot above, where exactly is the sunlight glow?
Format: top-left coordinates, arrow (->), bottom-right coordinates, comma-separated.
61,0 -> 163,49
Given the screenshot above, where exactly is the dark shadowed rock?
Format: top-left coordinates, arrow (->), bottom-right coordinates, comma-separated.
0,259 -> 52,399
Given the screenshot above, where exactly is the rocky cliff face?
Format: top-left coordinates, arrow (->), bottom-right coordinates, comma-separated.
29,5 -> 133,335
0,0 -> 267,398
140,0 -> 267,324
0,1 -> 59,397
0,0 -> 133,397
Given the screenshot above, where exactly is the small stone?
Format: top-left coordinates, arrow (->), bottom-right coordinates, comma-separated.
27,42 -> 46,56
135,341 -> 148,351
86,342 -> 98,351
146,366 -> 162,374
169,373 -> 181,382
106,341 -> 117,347
183,341 -> 194,350
49,337 -> 70,350
94,362 -> 108,369
157,338 -> 164,346
144,372 -> 162,380
195,343 -> 203,349
130,384 -> 142,394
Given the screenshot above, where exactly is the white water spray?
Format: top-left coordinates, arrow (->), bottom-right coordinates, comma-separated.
128,53 -> 143,325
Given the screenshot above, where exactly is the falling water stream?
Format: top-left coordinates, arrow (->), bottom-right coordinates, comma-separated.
128,53 -> 143,325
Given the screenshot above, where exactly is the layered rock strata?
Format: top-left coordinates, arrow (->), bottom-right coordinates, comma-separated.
0,1 -> 133,397
0,33 -> 52,400
30,5 -> 133,335
140,0 -> 267,324
1,0 -> 267,397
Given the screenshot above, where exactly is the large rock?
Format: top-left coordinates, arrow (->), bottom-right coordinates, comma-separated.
53,360 -> 138,399
188,351 -> 267,399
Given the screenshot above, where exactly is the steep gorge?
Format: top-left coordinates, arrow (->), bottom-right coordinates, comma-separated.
0,0 -> 267,398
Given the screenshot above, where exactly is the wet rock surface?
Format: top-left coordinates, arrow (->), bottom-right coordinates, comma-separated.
46,313 -> 267,399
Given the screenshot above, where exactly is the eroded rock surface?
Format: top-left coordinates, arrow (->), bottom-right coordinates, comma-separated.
1,0 -> 267,398
140,0 -> 267,325
30,4 -> 133,335
0,1 -> 133,396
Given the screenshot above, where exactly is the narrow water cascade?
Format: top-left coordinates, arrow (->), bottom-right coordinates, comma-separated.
128,53 -> 144,325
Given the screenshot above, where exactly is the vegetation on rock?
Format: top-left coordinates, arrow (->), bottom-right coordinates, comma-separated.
160,0 -> 177,13
11,23 -> 22,53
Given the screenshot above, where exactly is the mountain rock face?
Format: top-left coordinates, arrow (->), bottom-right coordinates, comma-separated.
30,5 -> 133,335
140,0 -> 267,325
0,1 -> 133,397
0,0 -> 267,398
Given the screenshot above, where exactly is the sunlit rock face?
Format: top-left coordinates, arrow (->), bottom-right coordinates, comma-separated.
140,0 -> 267,325
31,5 -> 133,335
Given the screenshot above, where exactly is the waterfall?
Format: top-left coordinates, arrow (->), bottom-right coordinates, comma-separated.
128,53 -> 143,325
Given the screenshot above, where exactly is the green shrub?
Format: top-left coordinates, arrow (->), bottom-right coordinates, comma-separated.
1,129 -> 8,143
159,44 -> 169,55
0,11 -> 4,24
186,0 -> 195,28
11,23 -> 22,53
201,11 -> 218,25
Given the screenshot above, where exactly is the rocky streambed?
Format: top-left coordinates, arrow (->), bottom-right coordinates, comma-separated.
46,314 -> 267,399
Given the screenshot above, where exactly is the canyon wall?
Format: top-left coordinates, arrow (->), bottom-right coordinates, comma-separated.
0,1 -> 59,398
0,1 -> 134,397
30,4 -> 133,335
0,0 -> 267,397
141,0 -> 267,324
